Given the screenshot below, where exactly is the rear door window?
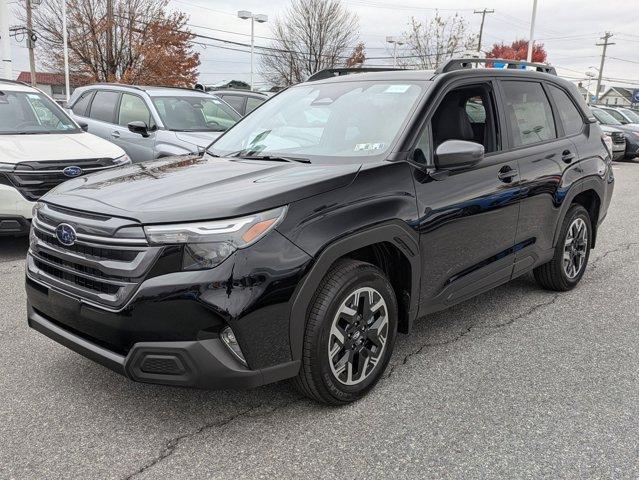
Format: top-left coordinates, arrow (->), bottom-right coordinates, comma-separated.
246,96 -> 265,114
501,81 -> 556,147
72,90 -> 94,116
219,95 -> 245,114
547,84 -> 584,136
89,90 -> 120,123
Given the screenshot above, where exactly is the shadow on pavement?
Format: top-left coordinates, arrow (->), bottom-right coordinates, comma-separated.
0,236 -> 29,262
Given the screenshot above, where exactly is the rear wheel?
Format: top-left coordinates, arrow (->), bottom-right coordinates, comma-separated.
534,204 -> 592,291
295,259 -> 398,405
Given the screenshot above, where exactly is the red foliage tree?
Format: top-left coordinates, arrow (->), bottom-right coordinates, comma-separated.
486,39 -> 547,63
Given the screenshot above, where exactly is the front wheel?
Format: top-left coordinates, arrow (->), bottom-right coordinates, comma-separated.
534,204 -> 592,291
295,259 -> 398,405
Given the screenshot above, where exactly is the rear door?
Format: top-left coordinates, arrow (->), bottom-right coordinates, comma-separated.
85,90 -> 121,144
498,79 -> 580,276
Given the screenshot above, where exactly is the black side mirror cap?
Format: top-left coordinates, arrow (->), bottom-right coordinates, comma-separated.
77,121 -> 89,132
434,140 -> 484,170
128,121 -> 150,137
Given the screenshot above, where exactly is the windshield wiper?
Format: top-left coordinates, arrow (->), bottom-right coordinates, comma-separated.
237,154 -> 311,164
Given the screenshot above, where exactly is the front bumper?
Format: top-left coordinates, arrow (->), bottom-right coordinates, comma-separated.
27,300 -> 300,389
0,184 -> 34,234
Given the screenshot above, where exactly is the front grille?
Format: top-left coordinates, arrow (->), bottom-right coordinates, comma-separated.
3,158 -> 120,201
27,203 -> 162,309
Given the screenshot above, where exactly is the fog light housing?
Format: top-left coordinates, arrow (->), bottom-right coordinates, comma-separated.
221,326 -> 247,366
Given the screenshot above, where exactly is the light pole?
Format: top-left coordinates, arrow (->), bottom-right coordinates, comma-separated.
386,36 -> 404,68
526,0 -> 538,63
0,0 -> 12,78
61,0 -> 70,101
238,10 -> 267,91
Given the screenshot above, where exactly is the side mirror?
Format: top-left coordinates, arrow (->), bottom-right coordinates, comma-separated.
435,140 -> 484,170
128,121 -> 150,137
77,121 -> 89,132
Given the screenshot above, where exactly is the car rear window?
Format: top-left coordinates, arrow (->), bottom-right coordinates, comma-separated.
72,90 -> 94,116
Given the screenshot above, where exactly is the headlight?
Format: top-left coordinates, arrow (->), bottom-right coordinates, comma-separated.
144,206 -> 287,270
0,162 -> 15,172
113,154 -> 131,166
32,201 -> 44,218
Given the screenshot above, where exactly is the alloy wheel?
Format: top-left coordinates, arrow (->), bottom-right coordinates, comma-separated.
328,287 -> 389,386
563,217 -> 588,279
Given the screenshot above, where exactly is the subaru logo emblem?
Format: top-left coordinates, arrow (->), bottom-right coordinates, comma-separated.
63,166 -> 83,178
55,223 -> 77,246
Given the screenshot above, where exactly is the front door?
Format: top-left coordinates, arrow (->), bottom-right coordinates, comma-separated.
412,81 -> 521,312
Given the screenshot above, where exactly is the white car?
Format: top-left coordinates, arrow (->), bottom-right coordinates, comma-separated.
0,80 -> 129,235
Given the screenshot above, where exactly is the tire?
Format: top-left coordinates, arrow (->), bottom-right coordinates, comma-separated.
294,259 -> 398,405
534,204 -> 592,291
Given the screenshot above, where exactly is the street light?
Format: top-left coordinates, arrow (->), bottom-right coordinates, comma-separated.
238,10 -> 267,91
386,36 -> 404,68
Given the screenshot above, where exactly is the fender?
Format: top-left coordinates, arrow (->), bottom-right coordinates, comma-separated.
288,220 -> 421,361
551,174 -> 605,248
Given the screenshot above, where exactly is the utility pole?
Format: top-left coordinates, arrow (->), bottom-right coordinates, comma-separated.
595,32 -> 614,104
0,0 -> 12,78
474,8 -> 494,53
26,0 -> 36,86
61,0 -> 69,101
106,0 -> 113,80
526,0 -> 538,63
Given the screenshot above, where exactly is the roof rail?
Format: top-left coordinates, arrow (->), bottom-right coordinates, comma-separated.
436,58 -> 556,76
307,67 -> 405,82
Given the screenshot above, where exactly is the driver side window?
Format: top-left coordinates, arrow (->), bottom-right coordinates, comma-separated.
413,83 -> 500,166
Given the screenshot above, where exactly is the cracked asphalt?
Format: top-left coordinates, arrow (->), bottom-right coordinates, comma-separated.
1,162 -> 638,479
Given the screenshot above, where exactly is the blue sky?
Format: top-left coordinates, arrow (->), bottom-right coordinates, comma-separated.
7,0 -> 639,89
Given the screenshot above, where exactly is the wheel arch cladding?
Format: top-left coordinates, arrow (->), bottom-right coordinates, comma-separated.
288,222 -> 420,362
553,180 -> 603,249
572,189 -> 601,247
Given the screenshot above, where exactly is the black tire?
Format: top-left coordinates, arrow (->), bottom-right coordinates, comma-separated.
294,259 -> 398,405
534,204 -> 592,291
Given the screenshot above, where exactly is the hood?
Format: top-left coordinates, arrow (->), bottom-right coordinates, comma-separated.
612,124 -> 639,133
43,154 -> 361,224
0,132 -> 124,164
174,131 -> 223,148
600,125 -> 623,134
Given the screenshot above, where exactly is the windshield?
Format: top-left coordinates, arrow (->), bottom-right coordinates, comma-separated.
619,108 -> 639,123
0,90 -> 79,134
151,95 -> 241,132
592,108 -> 621,125
209,80 -> 427,161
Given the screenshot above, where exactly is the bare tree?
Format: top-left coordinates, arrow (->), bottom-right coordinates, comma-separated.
23,0 -> 199,85
260,0 -> 359,86
400,13 -> 477,69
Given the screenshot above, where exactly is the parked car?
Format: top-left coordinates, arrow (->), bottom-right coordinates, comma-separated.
592,106 -> 639,159
26,59 -> 614,404
0,79 -> 128,236
210,89 -> 270,116
67,84 -> 241,162
597,105 -> 639,125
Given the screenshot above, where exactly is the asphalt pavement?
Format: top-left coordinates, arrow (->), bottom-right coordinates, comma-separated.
1,161 -> 638,479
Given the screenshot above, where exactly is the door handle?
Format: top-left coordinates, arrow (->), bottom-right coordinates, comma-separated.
497,167 -> 518,181
111,131 -> 120,138
562,150 -> 575,163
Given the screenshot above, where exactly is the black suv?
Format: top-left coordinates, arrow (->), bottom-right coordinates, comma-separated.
26,59 -> 614,404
